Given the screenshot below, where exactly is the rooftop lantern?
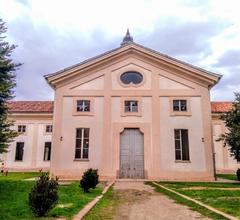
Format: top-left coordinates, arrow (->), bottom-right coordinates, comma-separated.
121,28 -> 134,46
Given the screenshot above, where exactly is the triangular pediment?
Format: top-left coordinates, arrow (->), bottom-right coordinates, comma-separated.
159,75 -> 194,90
45,43 -> 221,89
70,76 -> 104,90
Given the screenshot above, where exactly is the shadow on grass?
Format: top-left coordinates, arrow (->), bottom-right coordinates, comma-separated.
146,182 -> 228,220
0,178 -> 102,220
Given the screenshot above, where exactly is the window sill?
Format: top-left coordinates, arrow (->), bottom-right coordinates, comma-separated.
44,132 -> 52,135
175,160 -> 191,163
121,113 -> 142,117
73,112 -> 94,116
170,112 -> 192,117
74,159 -> 89,162
17,132 -> 27,136
14,160 -> 23,162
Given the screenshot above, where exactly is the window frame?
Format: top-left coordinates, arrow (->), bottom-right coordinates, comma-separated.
120,71 -> 143,85
76,100 -> 91,112
17,125 -> 26,133
121,97 -> 142,117
174,129 -> 190,162
73,97 -> 94,116
43,142 -> 51,161
173,100 -> 187,112
45,125 -> 53,133
15,142 -> 24,161
170,97 -> 191,116
124,100 -> 138,113
118,69 -> 146,88
74,128 -> 90,160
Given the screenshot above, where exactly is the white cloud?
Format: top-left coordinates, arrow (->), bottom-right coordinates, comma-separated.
0,0 -> 239,101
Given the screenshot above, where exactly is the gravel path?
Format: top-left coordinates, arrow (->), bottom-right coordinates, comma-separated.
113,181 -> 211,220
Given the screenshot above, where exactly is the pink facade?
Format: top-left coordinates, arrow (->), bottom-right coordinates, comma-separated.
3,35 -> 239,180
44,36 -> 220,181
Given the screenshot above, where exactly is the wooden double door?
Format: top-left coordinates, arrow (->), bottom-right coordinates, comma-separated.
120,128 -> 144,179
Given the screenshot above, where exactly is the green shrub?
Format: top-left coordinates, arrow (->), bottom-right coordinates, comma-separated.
28,172 -> 59,216
80,168 -> 99,193
236,169 -> 240,181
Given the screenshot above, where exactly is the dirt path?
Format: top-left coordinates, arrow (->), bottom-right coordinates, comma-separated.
113,181 -> 211,220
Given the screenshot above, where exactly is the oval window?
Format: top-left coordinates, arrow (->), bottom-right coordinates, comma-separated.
120,71 -> 143,85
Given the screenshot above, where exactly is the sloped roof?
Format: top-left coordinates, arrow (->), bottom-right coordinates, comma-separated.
211,102 -> 233,113
45,43 -> 221,79
7,101 -> 233,114
7,101 -> 54,113
45,42 -> 221,87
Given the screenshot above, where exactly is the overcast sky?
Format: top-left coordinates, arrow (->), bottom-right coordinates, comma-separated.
0,0 -> 239,101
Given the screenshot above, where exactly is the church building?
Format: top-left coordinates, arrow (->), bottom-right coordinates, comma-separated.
2,31 -> 238,181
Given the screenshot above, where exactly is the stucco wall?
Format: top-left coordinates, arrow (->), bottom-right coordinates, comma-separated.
2,117 -> 52,171
47,84 -> 106,179
111,63 -> 152,90
212,117 -> 240,173
45,50 -> 217,181
158,97 -> 209,179
36,123 -> 52,169
55,96 -> 104,175
3,112 -> 238,176
1,48 -> 221,181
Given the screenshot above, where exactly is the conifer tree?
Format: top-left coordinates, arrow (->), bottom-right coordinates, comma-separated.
218,93 -> 240,161
0,19 -> 20,153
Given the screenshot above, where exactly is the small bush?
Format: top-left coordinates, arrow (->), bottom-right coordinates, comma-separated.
236,169 -> 240,181
29,172 -> 59,216
80,168 -> 99,193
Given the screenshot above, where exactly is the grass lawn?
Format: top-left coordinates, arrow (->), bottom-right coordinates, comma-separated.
150,181 -> 240,219
217,173 -> 238,181
0,172 -> 102,220
83,187 -> 120,220
49,182 -> 102,219
0,172 -> 39,180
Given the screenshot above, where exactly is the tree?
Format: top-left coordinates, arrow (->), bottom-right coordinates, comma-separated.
0,19 -> 20,153
29,172 -> 59,217
218,93 -> 240,161
80,168 -> 99,193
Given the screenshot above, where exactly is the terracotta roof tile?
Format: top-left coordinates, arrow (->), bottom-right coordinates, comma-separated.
7,101 -> 233,114
211,102 -> 233,113
7,101 -> 54,113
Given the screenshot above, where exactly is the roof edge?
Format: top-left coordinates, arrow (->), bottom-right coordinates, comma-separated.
44,42 -> 222,86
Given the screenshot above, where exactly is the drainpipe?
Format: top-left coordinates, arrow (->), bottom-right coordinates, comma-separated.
209,85 -> 217,181
211,120 -> 217,181
212,152 -> 217,181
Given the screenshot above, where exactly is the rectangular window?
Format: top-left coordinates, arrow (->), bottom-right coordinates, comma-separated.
18,125 -> 26,133
43,142 -> 51,161
173,100 -> 187,111
77,100 -> 90,112
174,129 -> 189,161
124,100 -> 138,112
15,142 -> 24,161
75,128 -> 89,159
46,125 -> 53,133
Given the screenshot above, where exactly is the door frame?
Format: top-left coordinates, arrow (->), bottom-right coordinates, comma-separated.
112,122 -> 151,179
119,128 -> 144,179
